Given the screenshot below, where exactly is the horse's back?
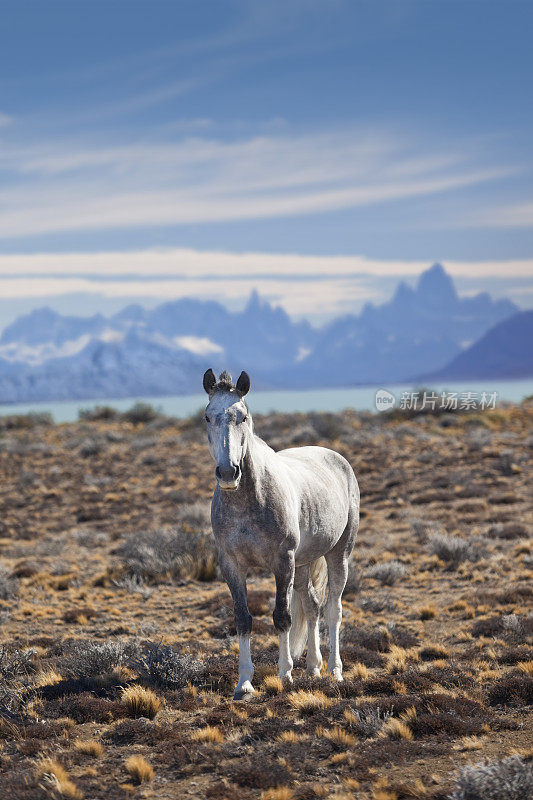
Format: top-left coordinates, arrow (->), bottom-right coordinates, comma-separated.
277,445 -> 358,501
276,445 -> 359,563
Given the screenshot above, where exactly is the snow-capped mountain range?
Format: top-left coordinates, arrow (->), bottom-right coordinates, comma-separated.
0,264 -> 524,403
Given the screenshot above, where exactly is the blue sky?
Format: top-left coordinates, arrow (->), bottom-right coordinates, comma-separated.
0,0 -> 532,326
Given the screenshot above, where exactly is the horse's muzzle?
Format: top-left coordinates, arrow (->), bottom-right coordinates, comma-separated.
216,464 -> 241,490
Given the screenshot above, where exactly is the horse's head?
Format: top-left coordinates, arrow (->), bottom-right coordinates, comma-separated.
203,369 -> 251,491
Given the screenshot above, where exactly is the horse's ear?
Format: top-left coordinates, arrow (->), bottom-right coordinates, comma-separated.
203,368 -> 216,394
236,370 -> 250,397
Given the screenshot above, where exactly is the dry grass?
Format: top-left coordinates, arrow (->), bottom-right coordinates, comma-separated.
418,643 -> 450,660
191,725 -> 225,743
287,689 -> 331,713
453,735 -> 484,751
74,738 -> 104,757
120,684 -> 162,719
124,754 -> 154,784
385,645 -> 410,674
260,788 -> 295,800
346,661 -> 369,679
378,718 -> 414,740
262,674 -> 284,694
35,758 -> 83,799
323,725 -> 356,748
419,605 -> 437,620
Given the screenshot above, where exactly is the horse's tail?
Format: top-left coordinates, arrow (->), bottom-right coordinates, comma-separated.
289,556 -> 328,659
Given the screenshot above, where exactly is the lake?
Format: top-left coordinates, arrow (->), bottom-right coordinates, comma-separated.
0,378 -> 531,423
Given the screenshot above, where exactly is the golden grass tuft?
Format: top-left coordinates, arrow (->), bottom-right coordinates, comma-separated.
120,684 -> 162,719
262,675 -> 284,694
74,739 -> 104,757
323,725 -> 356,748
277,730 -> 302,744
260,788 -> 295,800
35,758 -> 83,799
518,660 -> 533,676
343,708 -> 359,726
346,662 -> 369,680
34,668 -> 63,688
287,690 -> 331,714
378,718 -> 414,740
385,645 -> 409,674
453,735 -> 484,751
418,643 -> 450,660
191,725 -> 225,743
400,706 -> 418,723
124,755 -> 154,784
372,776 -> 398,800
419,605 -> 437,620
343,778 -> 360,791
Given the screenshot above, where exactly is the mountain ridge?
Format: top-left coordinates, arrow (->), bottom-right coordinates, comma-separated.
0,264 -> 525,402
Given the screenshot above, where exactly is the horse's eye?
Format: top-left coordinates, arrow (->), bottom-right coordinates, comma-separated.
205,415 -> 210,423
242,415 -> 248,423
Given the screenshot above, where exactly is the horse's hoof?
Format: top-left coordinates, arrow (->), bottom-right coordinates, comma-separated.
233,682 -> 255,701
330,668 -> 343,682
306,667 -> 322,678
279,672 -> 293,684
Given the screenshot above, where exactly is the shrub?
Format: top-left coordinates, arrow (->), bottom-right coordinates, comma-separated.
118,514 -> 217,583
366,560 -> 406,586
123,402 -> 160,425
502,614 -> 533,642
60,639 -> 139,677
113,574 -> 152,598
79,438 -> 105,458
341,623 -> 391,653
0,645 -> 36,680
427,533 -> 486,566
487,675 -> 533,706
344,706 -> 392,738
409,517 -> 444,543
133,642 -> 204,689
0,564 -> 18,599
0,412 -> 53,431
449,754 -> 533,800
78,406 -> 119,421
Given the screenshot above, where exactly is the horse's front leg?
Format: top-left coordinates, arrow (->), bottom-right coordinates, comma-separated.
273,550 -> 295,682
220,555 -> 254,700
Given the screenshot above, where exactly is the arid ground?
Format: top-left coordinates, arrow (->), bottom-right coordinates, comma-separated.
0,401 -> 532,799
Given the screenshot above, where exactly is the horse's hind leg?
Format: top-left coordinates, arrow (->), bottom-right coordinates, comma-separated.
324,508 -> 358,681
294,564 -> 323,677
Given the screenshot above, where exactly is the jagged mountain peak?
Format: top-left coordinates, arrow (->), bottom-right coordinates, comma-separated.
0,268 -> 525,401
416,262 -> 458,306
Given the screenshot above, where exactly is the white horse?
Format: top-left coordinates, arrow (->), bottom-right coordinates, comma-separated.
203,369 -> 359,699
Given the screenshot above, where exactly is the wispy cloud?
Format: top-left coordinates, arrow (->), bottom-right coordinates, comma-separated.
0,128 -> 512,239
0,247 -> 530,319
469,201 -> 533,228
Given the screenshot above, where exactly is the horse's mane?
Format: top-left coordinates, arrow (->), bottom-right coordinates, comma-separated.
216,370 -> 235,392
